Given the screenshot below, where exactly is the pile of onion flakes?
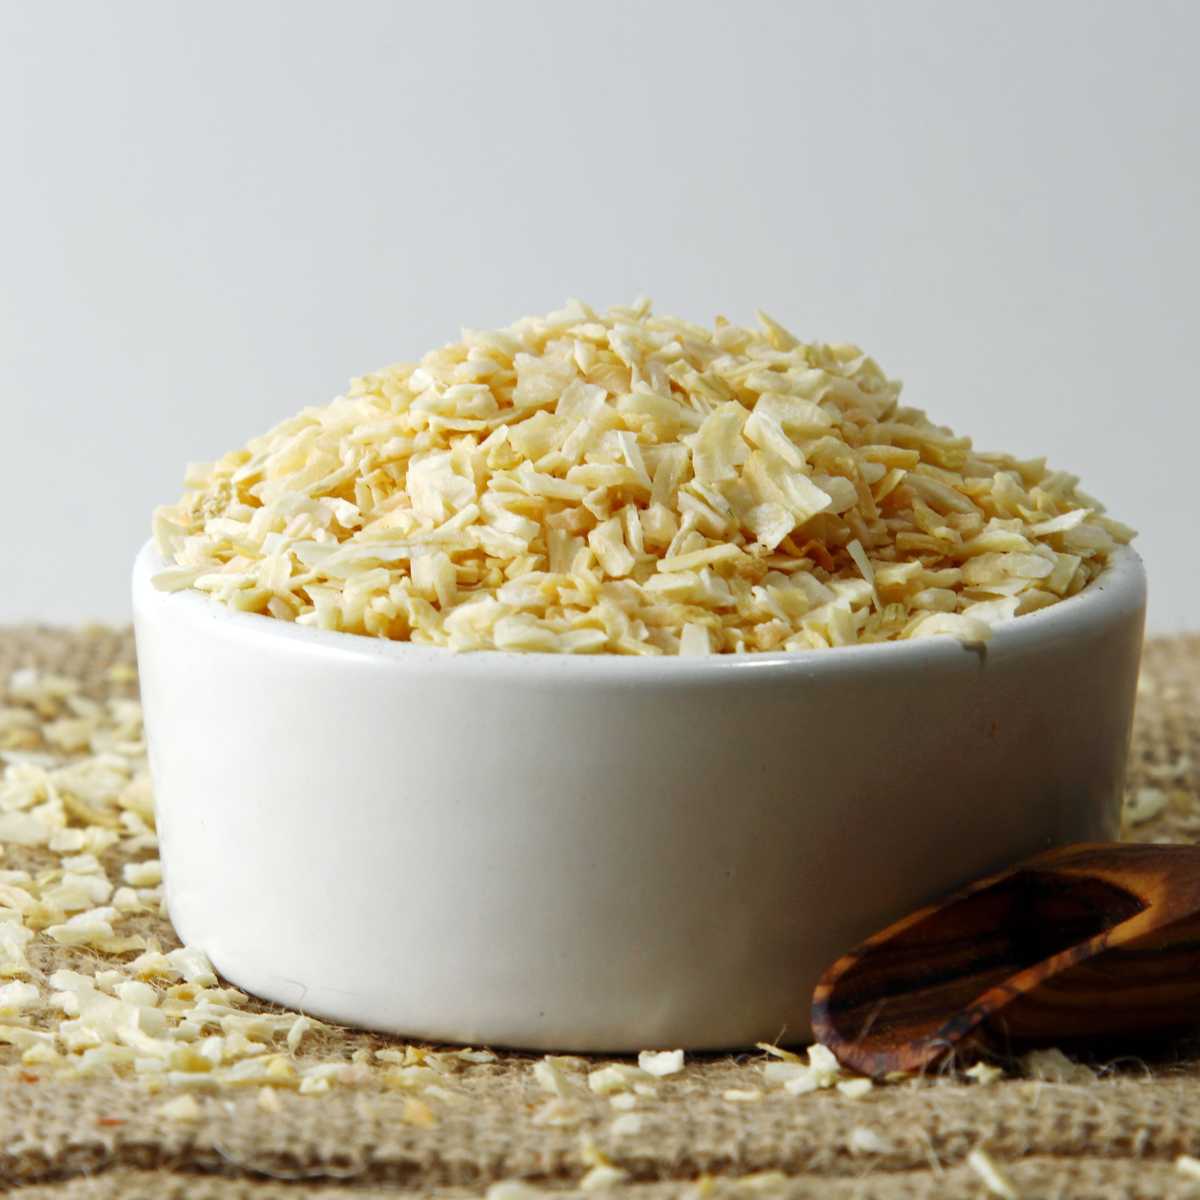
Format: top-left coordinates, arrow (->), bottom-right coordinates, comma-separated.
154,300 -> 1132,654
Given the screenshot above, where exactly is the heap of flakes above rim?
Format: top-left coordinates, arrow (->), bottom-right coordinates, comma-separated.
153,299 -> 1134,654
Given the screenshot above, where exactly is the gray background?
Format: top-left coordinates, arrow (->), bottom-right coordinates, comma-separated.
2,1 -> 1194,629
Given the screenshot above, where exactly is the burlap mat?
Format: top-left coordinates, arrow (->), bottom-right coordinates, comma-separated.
2,627 -> 1199,1200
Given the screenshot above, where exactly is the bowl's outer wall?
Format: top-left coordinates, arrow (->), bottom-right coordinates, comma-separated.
132,544 -> 1146,1051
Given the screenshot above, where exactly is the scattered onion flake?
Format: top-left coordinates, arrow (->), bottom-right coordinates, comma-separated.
638,1048 -> 685,1077
967,1148 -> 1019,1199
153,300 -> 1133,654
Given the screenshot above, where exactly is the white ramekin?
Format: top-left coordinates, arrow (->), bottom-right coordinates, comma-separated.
132,542 -> 1145,1051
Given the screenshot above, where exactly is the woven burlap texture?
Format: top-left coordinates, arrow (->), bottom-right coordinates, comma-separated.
2,627 -> 1199,1200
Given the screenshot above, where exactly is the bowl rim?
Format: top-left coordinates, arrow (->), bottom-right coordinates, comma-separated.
133,540 -> 1146,680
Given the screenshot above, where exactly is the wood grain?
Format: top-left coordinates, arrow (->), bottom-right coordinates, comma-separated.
811,843 -> 1200,1077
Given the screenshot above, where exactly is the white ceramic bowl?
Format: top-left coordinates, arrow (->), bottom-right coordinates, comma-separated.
132,542 -> 1145,1051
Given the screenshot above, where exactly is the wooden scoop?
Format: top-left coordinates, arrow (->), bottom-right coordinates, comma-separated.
811,843 -> 1200,1078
